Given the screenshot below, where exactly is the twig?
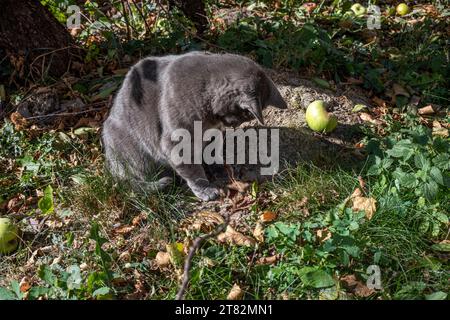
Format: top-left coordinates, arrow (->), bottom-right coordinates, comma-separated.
131,0 -> 152,34
120,0 -> 132,41
22,106 -> 107,120
175,213 -> 230,300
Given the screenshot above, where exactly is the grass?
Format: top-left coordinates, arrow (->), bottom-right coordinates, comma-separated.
0,113 -> 448,299
0,0 -> 449,300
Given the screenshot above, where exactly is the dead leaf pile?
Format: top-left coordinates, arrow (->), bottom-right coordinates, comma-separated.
179,211 -> 225,234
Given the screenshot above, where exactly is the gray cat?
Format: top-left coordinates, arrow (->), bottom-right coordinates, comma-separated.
102,51 -> 287,201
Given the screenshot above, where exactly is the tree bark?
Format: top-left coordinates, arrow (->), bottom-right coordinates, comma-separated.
169,0 -> 208,35
0,0 -> 80,80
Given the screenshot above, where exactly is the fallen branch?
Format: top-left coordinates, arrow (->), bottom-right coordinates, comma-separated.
175,213 -> 230,300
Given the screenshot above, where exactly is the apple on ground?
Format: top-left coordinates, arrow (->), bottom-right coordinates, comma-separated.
396,3 -> 410,16
0,218 -> 19,254
305,100 -> 338,133
350,3 -> 366,16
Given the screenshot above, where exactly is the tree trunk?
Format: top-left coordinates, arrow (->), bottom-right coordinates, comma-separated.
0,0 -> 80,80
169,0 -> 208,35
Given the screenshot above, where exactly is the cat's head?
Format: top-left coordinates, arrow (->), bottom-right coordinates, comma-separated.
215,70 -> 287,127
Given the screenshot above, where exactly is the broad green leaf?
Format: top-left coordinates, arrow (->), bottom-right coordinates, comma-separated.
312,77 -> 331,89
414,153 -> 430,170
422,181 -> 439,200
299,268 -> 335,288
38,185 -> 54,215
351,104 -> 367,113
0,287 -> 17,300
28,286 -> 50,300
92,286 -> 110,297
11,280 -> 23,299
38,265 -> 57,286
429,167 -> 444,185
387,140 -> 413,160
90,82 -> 119,101
425,291 -> 447,300
398,172 -> 418,188
431,242 -> 450,252
18,155 -> 40,174
434,212 -> 448,224
66,265 -> 82,290
432,153 -> 450,170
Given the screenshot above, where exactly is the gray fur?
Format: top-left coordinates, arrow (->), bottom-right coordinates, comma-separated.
102,51 -> 287,201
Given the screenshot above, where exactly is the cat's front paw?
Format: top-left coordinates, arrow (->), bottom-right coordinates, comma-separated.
191,185 -> 220,201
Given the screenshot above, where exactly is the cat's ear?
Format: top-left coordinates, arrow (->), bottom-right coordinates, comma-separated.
242,99 -> 264,125
266,78 -> 287,109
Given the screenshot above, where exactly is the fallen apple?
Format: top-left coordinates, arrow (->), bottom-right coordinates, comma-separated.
0,218 -> 19,254
350,3 -> 366,16
396,3 -> 410,16
305,100 -> 338,133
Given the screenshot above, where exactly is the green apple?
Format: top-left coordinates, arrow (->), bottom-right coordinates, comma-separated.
396,3 -> 410,16
0,218 -> 19,254
350,3 -> 366,16
305,100 -> 338,133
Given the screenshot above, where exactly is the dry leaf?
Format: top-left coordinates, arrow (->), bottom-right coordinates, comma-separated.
155,251 -> 170,267
114,225 -> 135,235
227,180 -> 250,193
302,2 -> 317,13
19,277 -> 31,293
227,284 -> 244,300
418,105 -> 435,115
259,211 -> 277,222
253,222 -> 265,242
372,96 -> 388,109
217,226 -> 256,247
10,111 -> 28,130
118,251 -> 131,262
80,263 -> 88,271
350,188 -> 377,220
358,176 -> 366,191
393,83 -> 410,97
181,211 -> 225,234
132,212 -> 147,226
316,228 -> 332,242
257,255 -> 279,265
340,275 -> 375,297
432,121 -> 449,138
359,112 -> 382,125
